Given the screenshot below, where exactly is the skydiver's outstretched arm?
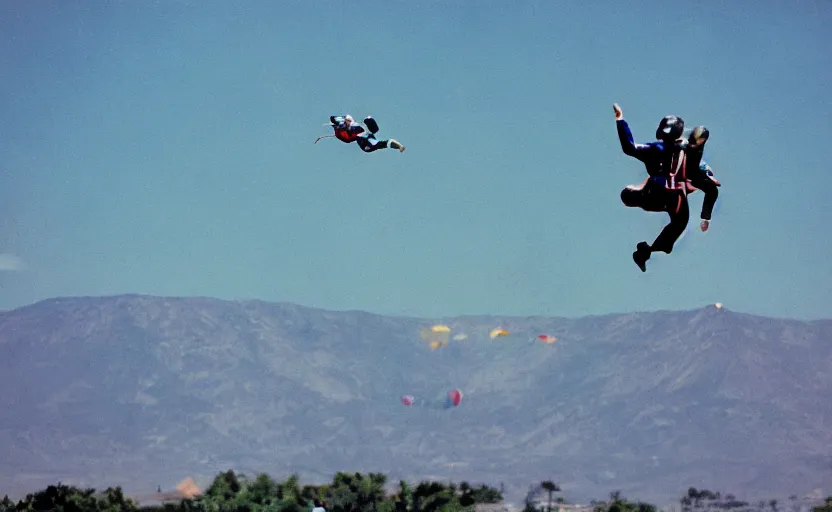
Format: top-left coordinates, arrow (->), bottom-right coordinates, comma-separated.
616,119 -> 643,157
614,104 -> 662,164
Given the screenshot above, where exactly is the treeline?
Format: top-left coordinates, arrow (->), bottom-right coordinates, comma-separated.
0,470 -> 830,512
0,470 -> 501,512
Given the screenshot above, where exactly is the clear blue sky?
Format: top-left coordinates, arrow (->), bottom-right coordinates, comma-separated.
1,0 -> 830,320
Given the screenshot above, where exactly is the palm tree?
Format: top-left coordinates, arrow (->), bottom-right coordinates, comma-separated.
540,481 -> 561,512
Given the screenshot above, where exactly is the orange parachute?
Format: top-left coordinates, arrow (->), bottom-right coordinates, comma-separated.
489,328 -> 510,339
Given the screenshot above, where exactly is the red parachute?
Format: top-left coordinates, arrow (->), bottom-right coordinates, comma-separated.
446,389 -> 463,408
401,395 -> 414,406
537,334 -> 557,344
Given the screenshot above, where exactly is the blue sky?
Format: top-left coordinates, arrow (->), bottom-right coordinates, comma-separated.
1,0 -> 830,320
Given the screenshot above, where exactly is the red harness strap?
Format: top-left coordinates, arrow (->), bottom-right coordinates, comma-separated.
334,126 -> 361,143
665,147 -> 688,214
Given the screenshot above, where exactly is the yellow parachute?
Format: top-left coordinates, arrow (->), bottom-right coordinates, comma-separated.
421,324 -> 451,349
489,328 -> 510,339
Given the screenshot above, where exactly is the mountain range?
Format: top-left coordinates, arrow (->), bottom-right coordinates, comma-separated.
0,294 -> 830,506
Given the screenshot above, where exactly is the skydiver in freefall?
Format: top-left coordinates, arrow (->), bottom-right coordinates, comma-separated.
316,114 -> 405,153
614,103 -> 718,272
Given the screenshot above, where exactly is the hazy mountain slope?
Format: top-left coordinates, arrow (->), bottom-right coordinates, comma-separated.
0,295 -> 829,505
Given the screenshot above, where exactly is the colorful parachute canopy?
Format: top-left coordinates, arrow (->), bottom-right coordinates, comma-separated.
421,324 -> 451,349
489,328 -> 510,339
446,389 -> 463,407
537,334 -> 557,344
401,395 -> 414,406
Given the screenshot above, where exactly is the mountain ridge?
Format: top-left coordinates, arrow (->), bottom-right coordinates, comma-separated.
0,294 -> 829,506
12,292 -> 816,327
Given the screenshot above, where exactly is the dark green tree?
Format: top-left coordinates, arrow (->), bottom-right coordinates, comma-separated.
205,469 -> 243,502
411,481 -> 455,512
593,490 -> 656,512
812,497 -> 832,512
247,473 -> 279,506
13,483 -> 140,512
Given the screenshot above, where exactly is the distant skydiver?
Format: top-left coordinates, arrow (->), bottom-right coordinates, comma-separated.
614,103 -> 696,272
315,114 -> 405,153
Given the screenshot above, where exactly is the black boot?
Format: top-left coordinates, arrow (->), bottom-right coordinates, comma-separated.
633,241 -> 651,272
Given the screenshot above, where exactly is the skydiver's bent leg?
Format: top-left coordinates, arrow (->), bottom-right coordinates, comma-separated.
364,116 -> 380,134
650,194 -> 689,254
620,186 -> 646,209
621,180 -> 666,212
632,191 -> 690,272
357,136 -> 405,153
357,136 -> 386,152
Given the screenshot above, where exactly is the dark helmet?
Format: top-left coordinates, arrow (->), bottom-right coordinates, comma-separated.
656,115 -> 684,142
688,125 -> 709,146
